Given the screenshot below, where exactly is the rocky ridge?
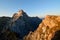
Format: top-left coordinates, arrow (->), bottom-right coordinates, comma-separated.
0,10 -> 60,40
24,15 -> 60,40
9,10 -> 42,39
0,10 -> 42,40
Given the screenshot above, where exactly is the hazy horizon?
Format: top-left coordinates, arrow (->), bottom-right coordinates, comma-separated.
0,0 -> 60,17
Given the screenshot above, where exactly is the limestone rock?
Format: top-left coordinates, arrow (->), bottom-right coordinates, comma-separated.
24,15 -> 60,40
12,10 -> 28,21
0,10 -> 42,40
9,10 -> 42,39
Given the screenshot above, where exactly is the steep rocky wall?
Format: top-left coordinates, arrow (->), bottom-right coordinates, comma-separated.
0,10 -> 42,40
9,10 -> 42,39
24,15 -> 60,40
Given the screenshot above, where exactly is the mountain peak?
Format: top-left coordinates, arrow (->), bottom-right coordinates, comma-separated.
12,10 -> 26,21
18,10 -> 24,16
18,10 -> 24,13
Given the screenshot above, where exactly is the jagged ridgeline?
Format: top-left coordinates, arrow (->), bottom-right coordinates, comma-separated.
0,10 -> 42,40
9,10 -> 42,38
24,15 -> 60,40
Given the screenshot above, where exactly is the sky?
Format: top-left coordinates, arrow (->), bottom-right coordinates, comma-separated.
0,0 -> 60,17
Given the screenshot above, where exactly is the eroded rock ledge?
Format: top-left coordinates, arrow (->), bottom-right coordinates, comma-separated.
24,15 -> 60,40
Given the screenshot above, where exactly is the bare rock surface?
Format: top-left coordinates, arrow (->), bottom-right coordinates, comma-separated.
0,10 -> 42,40
9,10 -> 42,39
24,15 -> 60,40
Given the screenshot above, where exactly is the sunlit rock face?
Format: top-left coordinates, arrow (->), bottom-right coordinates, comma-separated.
24,15 -> 60,40
12,10 -> 28,21
9,10 -> 42,39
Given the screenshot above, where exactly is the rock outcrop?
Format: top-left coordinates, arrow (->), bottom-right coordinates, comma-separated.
9,10 -> 42,39
24,15 -> 60,40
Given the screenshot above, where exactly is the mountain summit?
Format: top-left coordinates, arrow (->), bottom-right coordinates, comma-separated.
9,10 -> 42,39
12,10 -> 28,21
0,10 -> 60,40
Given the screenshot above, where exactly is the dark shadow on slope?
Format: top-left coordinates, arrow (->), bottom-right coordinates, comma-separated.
51,30 -> 60,40
0,17 -> 11,33
8,10 -> 42,39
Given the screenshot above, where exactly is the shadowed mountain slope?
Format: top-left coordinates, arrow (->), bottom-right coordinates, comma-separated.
0,10 -> 42,40
9,10 -> 42,39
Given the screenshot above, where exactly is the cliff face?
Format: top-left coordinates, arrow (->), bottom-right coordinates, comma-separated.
0,10 -> 42,40
0,10 -> 60,40
9,10 -> 42,39
24,15 -> 60,40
